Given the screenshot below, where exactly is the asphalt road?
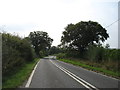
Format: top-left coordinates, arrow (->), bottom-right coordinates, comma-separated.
25,56 -> 119,89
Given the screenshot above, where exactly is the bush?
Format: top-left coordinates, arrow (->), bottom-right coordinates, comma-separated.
56,53 -> 67,59
86,45 -> 119,62
2,32 -> 36,76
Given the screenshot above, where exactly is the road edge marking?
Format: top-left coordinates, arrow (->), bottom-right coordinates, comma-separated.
60,66 -> 98,90
57,60 -> 119,81
50,60 -> 99,90
25,60 -> 40,88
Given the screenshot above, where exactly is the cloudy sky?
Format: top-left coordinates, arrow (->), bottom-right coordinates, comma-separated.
0,0 -> 119,48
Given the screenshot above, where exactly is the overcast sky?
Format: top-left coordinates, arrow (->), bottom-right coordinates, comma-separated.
0,0 -> 119,48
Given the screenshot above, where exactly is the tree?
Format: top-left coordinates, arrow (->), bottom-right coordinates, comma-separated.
49,46 -> 60,55
29,31 -> 53,57
61,21 -> 109,53
2,32 -> 36,76
105,44 -> 110,49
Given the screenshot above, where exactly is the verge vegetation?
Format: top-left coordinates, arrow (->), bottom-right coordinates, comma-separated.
57,57 -> 119,79
2,31 -> 53,88
54,21 -> 119,79
2,58 -> 40,88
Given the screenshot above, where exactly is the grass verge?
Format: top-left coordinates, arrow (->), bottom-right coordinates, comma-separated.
59,58 -> 120,79
2,58 -> 40,88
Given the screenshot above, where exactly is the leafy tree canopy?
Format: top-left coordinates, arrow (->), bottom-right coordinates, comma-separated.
61,21 -> 109,52
49,46 -> 61,55
29,31 -> 53,56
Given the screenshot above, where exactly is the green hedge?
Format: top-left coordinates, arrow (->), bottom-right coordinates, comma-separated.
2,33 -> 36,77
86,46 -> 120,62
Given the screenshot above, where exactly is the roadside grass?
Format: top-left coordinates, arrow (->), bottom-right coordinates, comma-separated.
2,58 -> 40,88
59,59 -> 120,79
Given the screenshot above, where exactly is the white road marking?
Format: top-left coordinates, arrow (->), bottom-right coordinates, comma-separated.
25,60 -> 40,88
50,60 -> 99,90
57,60 -> 119,81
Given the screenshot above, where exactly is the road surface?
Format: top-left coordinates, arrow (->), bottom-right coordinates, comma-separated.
25,56 -> 119,89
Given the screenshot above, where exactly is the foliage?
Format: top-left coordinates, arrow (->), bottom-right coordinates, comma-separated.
56,53 -> 67,59
59,59 -> 119,78
86,45 -> 120,62
49,46 -> 61,55
61,21 -> 109,54
85,45 -> 104,62
58,45 -> 119,63
3,58 -> 40,88
57,20 -> 119,77
56,46 -> 120,74
104,49 -> 120,61
29,31 -> 53,57
2,32 -> 36,77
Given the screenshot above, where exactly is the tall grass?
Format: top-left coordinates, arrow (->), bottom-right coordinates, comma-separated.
85,45 -> 119,62
59,59 -> 119,78
56,45 -> 120,76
